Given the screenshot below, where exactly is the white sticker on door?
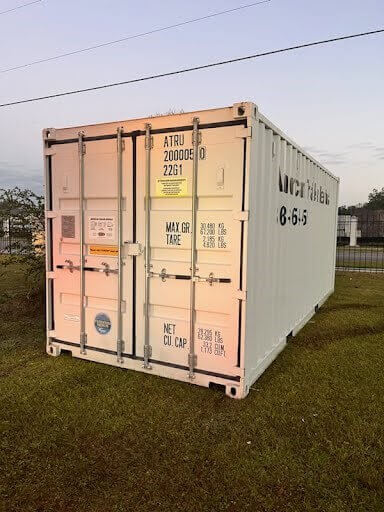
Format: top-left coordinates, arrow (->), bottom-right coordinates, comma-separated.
64,313 -> 79,322
88,216 -> 116,241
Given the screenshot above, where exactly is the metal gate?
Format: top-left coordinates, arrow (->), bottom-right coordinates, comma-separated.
337,212 -> 384,272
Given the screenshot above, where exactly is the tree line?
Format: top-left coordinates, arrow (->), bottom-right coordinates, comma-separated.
339,187 -> 384,214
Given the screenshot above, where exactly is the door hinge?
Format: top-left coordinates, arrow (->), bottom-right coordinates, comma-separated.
235,290 -> 247,301
235,126 -> 252,138
233,210 -> 249,221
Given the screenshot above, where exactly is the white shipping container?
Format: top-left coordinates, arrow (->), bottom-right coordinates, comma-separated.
44,102 -> 339,399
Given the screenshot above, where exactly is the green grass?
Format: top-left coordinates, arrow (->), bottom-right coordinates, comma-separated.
1,271 -> 384,512
0,257 -> 27,304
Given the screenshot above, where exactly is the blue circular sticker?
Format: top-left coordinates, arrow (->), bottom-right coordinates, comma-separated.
94,313 -> 111,335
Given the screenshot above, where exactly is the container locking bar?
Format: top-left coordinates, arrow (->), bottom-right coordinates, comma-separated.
188,117 -> 200,379
57,263 -> 118,275
148,269 -> 191,281
85,265 -> 118,275
116,127 -> 125,363
194,273 -> 231,285
148,271 -> 230,284
56,265 -> 230,283
143,124 -> 153,369
60,259 -> 80,273
78,132 -> 87,354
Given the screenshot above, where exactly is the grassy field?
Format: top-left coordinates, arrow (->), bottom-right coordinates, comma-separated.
0,271 -> 384,512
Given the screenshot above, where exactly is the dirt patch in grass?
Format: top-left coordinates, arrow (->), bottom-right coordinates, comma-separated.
0,272 -> 384,512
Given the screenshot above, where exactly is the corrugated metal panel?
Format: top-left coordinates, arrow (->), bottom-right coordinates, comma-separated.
44,101 -> 339,398
243,113 -> 338,391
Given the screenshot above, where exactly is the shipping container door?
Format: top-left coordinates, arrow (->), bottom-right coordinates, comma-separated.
51,137 -> 134,356
136,124 -> 246,377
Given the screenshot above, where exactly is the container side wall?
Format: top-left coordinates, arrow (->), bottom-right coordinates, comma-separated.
244,118 -> 339,388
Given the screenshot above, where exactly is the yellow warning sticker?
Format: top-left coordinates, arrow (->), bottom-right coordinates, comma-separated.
89,245 -> 118,256
156,177 -> 188,198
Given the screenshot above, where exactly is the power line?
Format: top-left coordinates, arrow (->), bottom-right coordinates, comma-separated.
0,0 -> 41,16
1,28 -> 383,108
0,0 -> 271,74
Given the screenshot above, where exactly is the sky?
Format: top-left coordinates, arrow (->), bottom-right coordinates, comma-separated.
0,0 -> 383,205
